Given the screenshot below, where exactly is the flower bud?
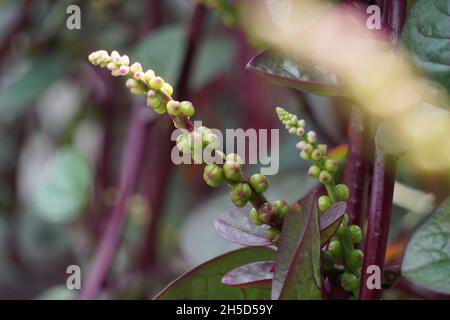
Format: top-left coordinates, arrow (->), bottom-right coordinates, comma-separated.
328,240 -> 343,260
134,71 -> 144,80
324,159 -> 337,173
162,83 -> 173,96
180,101 -> 195,117
176,134 -> 191,154
130,87 -> 145,95
319,171 -> 332,184
308,165 -> 321,179
126,79 -> 138,88
296,141 -> 305,151
307,131 -> 317,143
296,127 -> 305,136
348,249 -> 364,270
317,144 -> 327,155
311,149 -> 322,160
225,153 -> 243,165
341,273 -> 358,292
249,208 -> 263,226
267,227 -> 280,242
230,183 -> 252,205
348,225 -> 362,243
318,195 -> 331,212
147,96 -> 162,110
302,143 -> 313,153
149,76 -> 165,90
130,62 -> 143,74
258,203 -> 273,224
121,55 -> 130,65
250,174 -> 269,193
107,62 -> 117,71
336,184 -> 350,201
167,100 -> 182,116
143,69 -> 155,82
272,200 -> 289,218
203,164 -> 224,187
223,161 -> 242,181
300,150 -> 310,160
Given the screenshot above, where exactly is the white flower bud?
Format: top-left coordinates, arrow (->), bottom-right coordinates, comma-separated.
119,65 -> 130,75
130,62 -> 143,74
121,55 -> 130,65
143,69 -> 155,82
307,131 -> 317,143
126,79 -> 138,88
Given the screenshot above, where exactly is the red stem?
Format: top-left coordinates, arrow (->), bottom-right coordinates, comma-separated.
343,106 -> 369,228
79,105 -> 148,299
137,4 -> 207,271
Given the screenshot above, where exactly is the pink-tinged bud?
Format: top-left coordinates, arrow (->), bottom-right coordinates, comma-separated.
307,131 -> 317,143
107,62 -> 116,71
130,62 -> 143,74
119,65 -> 129,75
134,71 -> 144,80
296,127 -> 305,136
296,141 -> 305,151
147,90 -> 156,97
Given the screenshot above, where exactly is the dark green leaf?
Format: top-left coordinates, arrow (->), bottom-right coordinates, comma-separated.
272,191 -> 322,300
247,50 -> 340,96
33,148 -> 92,224
401,0 -> 450,93
222,261 -> 274,288
402,197 -> 450,294
154,247 -> 275,300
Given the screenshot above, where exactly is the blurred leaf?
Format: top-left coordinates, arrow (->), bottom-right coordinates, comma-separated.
181,170 -> 317,265
320,201 -> 346,246
328,144 -> 348,163
191,36 -> 235,90
222,261 -> 274,288
247,50 -> 341,96
154,247 -> 275,300
401,0 -> 450,93
272,191 -> 321,300
33,148 -> 92,224
214,205 -> 272,247
402,197 -> 450,294
0,53 -> 66,123
132,25 -> 185,85
37,286 -> 75,300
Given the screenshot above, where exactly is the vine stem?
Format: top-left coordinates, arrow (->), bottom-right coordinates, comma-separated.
79,104 -> 148,299
359,0 -> 407,300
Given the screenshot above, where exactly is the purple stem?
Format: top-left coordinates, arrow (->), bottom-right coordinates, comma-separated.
79,104 -> 147,299
359,0 -> 406,300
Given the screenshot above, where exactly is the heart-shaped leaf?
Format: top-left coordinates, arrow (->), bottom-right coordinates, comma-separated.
154,247 -> 275,300
272,191 -> 322,300
214,205 -> 272,246
222,261 -> 274,289
401,0 -> 450,94
402,197 -> 450,294
247,50 -> 341,96
320,201 -> 347,246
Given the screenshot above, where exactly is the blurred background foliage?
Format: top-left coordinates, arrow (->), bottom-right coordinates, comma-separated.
0,0 -> 447,299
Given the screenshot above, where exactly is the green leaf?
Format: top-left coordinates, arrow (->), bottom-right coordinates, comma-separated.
247,50 -> 341,96
272,191 -> 322,300
0,53 -> 66,123
320,201 -> 346,246
402,197 -> 450,294
401,0 -> 450,93
154,247 -> 275,300
132,25 -> 185,85
222,261 -> 274,288
33,148 -> 92,224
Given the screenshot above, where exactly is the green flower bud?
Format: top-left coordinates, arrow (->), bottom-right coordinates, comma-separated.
328,240 -> 343,260
340,272 -> 358,292
319,171 -> 332,184
232,199 -> 248,207
336,222 -> 346,237
203,164 -> 224,187
300,150 -> 310,160
230,183 -> 252,203
336,184 -> 350,201
272,200 -> 289,219
258,203 -> 273,224
249,208 -> 263,226
250,174 -> 269,193
348,225 -> 362,243
308,165 -> 321,178
223,161 -> 242,181
225,153 -> 243,165
302,143 -> 313,153
162,83 -> 173,96
166,100 -> 182,116
147,96 -> 162,110
311,149 -> 322,160
324,159 -> 338,173
322,250 -> 335,271
180,101 -> 195,117
149,76 -> 165,90
267,227 -> 280,242
348,249 -> 364,270
318,195 -> 332,212
143,69 -> 155,83
317,144 -> 327,156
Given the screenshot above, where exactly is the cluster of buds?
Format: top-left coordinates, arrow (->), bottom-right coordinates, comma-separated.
277,106 -> 363,297
89,50 -> 188,118
176,126 -> 220,163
